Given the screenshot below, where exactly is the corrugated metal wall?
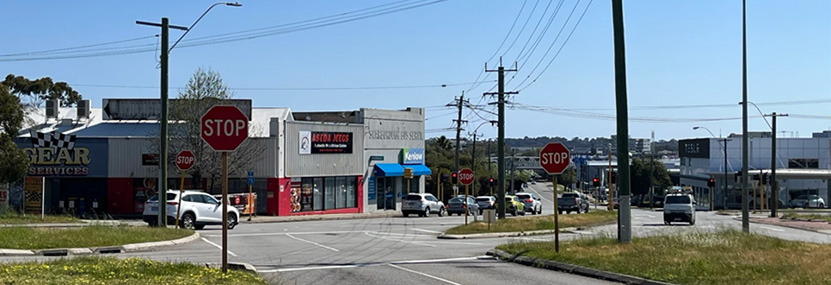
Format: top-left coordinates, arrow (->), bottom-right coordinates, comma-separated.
285,122 -> 364,177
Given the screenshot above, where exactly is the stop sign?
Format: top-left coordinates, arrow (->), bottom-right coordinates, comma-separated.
458,168 -> 475,185
539,142 -> 571,174
176,150 -> 196,171
201,105 -> 249,152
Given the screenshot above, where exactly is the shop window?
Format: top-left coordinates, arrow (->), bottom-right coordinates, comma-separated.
325,177 -> 336,210
788,159 -> 819,169
347,176 -> 357,208
336,177 -> 347,209
313,178 -> 323,211
300,178 -> 314,212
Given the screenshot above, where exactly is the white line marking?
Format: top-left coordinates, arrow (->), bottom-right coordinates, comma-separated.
571,230 -> 595,235
201,237 -> 238,257
390,256 -> 482,264
761,226 -> 785,232
206,230 -> 360,238
260,264 -> 364,273
364,232 -> 437,247
257,256 -> 489,273
388,264 -> 462,285
413,228 -> 443,234
286,233 -> 340,252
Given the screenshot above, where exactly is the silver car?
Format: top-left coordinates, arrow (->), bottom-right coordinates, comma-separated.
402,193 -> 445,217
789,195 -> 826,209
447,196 -> 479,216
515,192 -> 542,215
475,196 -> 496,214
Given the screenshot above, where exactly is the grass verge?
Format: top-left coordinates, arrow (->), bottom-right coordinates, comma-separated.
0,226 -> 193,249
497,230 -> 831,284
0,256 -> 266,285
444,211 -> 615,235
781,211 -> 831,222
0,212 -> 80,224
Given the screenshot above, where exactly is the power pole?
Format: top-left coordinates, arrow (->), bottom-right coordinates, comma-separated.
650,131 -> 655,209
488,140 -> 492,196
612,0 -> 632,243
449,93 -> 467,196
485,59 -> 518,219
510,148 -> 516,194
741,0 -> 750,233
766,112 -> 787,217
471,132 -> 477,194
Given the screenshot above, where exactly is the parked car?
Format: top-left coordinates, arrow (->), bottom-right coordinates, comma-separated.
143,190 -> 240,230
558,192 -> 589,214
447,196 -> 479,216
640,195 -> 664,208
663,194 -> 695,225
475,196 -> 496,214
504,195 -> 526,216
515,192 -> 542,215
789,195 -> 826,209
402,193 -> 445,217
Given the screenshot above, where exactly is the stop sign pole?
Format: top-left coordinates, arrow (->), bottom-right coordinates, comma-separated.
201,105 -> 249,273
174,150 -> 195,228
459,168 -> 474,225
539,142 -> 570,253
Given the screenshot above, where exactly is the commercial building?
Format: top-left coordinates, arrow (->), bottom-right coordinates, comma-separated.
10,99 -> 427,217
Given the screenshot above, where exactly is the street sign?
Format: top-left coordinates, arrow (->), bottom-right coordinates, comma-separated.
459,168 -> 474,185
247,171 -> 255,186
201,105 -> 249,152
403,168 -> 413,179
539,142 -> 571,175
175,150 -> 196,171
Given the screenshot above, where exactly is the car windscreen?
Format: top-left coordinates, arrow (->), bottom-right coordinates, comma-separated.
516,194 -> 531,199
665,196 -> 691,204
449,198 -> 464,204
505,197 -> 513,202
146,193 -> 176,202
405,195 -> 422,201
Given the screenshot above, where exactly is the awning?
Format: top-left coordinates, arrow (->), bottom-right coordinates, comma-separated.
405,164 -> 432,176
374,163 -> 404,177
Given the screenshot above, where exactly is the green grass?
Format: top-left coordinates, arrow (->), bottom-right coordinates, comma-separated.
781,211 -> 831,222
0,226 -> 193,249
497,230 -> 831,284
0,256 -> 266,285
0,212 -> 80,224
445,211 -> 616,235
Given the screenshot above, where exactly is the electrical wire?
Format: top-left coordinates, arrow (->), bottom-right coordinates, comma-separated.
0,35 -> 157,57
513,0 -> 584,89
513,0 -> 555,62
70,80 -> 488,91
516,0 -> 566,66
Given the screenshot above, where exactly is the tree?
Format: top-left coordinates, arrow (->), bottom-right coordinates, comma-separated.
0,85 -> 28,184
2,74 -> 83,108
630,158 -> 672,196
152,68 -> 265,192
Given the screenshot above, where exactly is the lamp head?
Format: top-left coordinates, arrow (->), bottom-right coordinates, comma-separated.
226,2 -> 242,7
693,126 -> 700,130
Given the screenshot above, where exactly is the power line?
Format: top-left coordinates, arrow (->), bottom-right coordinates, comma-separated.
513,0 -> 556,61
0,35 -> 157,57
70,80 -> 490,91
516,0 -> 567,66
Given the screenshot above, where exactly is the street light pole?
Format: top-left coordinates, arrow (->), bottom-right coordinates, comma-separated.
765,112 -> 788,217
740,0 -> 750,233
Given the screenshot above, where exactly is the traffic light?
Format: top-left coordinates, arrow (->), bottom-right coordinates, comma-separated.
762,173 -> 769,185
489,177 -> 495,187
451,172 -> 458,184
592,177 -> 600,187
707,178 -> 715,188
611,172 -> 617,184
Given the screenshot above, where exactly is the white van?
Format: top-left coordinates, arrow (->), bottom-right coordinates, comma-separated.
663,194 -> 695,225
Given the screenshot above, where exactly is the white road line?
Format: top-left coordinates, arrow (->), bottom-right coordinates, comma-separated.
388,264 -> 462,285
201,237 -> 238,257
761,226 -> 785,232
285,233 -> 340,252
571,230 -> 595,235
412,228 -> 443,234
206,230 -> 360,238
257,256 -> 489,273
390,256 -> 483,264
364,232 -> 437,247
260,264 -> 365,273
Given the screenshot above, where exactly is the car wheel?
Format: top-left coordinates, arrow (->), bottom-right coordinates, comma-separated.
804,203 -> 809,209
664,220 -> 670,225
583,206 -> 589,213
227,213 -> 238,230
438,207 -> 445,217
424,207 -> 430,217
519,211 -> 525,216
538,206 -> 542,215
180,213 -> 195,230
558,210 -> 563,215
566,211 -> 571,214
690,219 -> 695,226
821,203 -> 826,208
147,220 -> 158,227
403,212 -> 409,217
511,209 -> 517,216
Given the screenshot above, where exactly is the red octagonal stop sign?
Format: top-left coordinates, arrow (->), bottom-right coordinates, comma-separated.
458,168 -> 474,185
176,150 -> 196,171
539,142 -> 570,174
201,105 -> 249,152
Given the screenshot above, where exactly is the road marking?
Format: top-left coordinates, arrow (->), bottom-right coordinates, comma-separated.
206,230 -> 361,238
260,264 -> 364,273
201,237 -> 238,257
571,230 -> 595,235
390,256 -> 484,264
388,264 -> 462,285
257,256 -> 489,273
286,233 -> 340,252
364,232 -> 437,247
761,226 -> 785,232
412,228 -> 442,234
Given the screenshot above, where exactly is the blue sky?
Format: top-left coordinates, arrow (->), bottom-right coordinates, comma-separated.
3,1 -> 829,141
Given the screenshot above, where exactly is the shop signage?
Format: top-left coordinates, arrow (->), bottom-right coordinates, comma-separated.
23,177 -> 44,215
299,131 -> 311,154
679,138 -> 710,159
367,129 -> 423,141
367,176 -> 376,200
309,132 -> 353,154
399,148 -> 424,164
142,153 -> 159,166
23,131 -> 92,176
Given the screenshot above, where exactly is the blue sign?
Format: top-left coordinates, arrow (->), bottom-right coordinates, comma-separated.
247,171 -> 255,186
368,176 -> 376,200
400,148 -> 424,164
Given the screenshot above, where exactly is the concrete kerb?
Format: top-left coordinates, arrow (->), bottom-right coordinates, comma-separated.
122,232 -> 201,252
205,262 -> 258,274
438,227 -> 578,239
487,248 -> 674,285
0,232 -> 201,256
744,218 -> 831,235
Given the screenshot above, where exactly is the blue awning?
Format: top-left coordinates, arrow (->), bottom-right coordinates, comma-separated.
406,164 -> 432,176
374,163 -> 404,177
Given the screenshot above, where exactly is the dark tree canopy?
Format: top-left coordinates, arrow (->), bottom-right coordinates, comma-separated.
0,85 -> 28,183
2,74 -> 83,107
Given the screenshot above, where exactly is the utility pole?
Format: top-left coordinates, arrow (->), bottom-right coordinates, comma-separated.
650,130 -> 655,209
488,140 -> 493,196
449,93 -> 467,196
611,0 -> 632,243
722,138 -> 729,210
741,0 -> 750,233
485,59 -> 518,219
766,112 -> 787,217
510,148 -> 516,194
471,132 -> 478,194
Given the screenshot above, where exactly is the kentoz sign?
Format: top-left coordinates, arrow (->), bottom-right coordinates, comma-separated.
399,148 -> 424,164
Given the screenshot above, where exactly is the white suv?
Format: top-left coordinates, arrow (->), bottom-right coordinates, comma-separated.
143,190 -> 240,230
402,193 -> 445,217
515,192 -> 543,215
663,194 -> 695,225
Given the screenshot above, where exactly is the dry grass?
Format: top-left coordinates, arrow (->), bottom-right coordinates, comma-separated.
0,212 -> 80,224
781,211 -> 831,222
444,211 -> 615,235
498,230 -> 831,284
0,226 -> 193,249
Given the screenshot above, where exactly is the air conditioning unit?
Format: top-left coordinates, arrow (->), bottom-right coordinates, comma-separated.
77,100 -> 90,119
45,99 -> 60,119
